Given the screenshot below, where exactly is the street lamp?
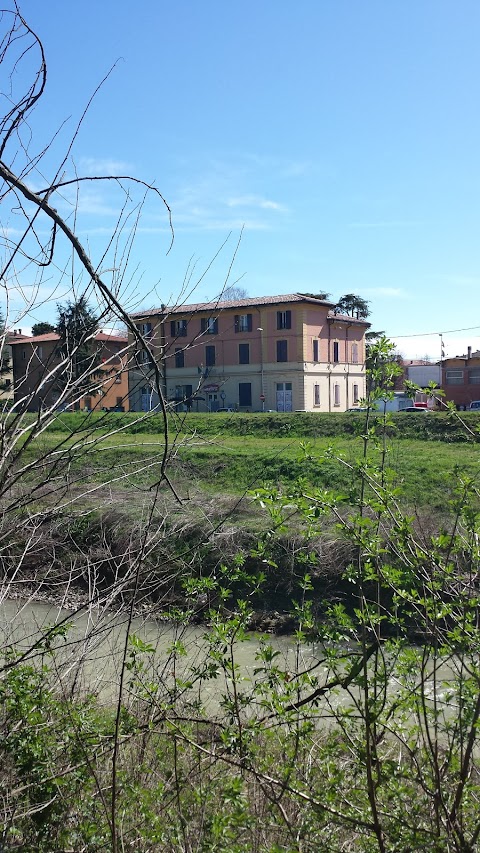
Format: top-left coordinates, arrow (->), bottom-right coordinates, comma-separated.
257,327 -> 265,412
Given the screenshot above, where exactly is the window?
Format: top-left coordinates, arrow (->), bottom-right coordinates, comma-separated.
5,378 -> 11,388
239,382 -> 252,407
175,347 -> 184,368
116,397 -> 123,408
333,341 -> 339,363
234,313 -> 252,333
22,349 -> 26,360
313,339 -> 319,362
239,343 -> 250,364
36,346 -> 43,359
84,397 -> 92,410
201,317 -> 218,335
277,310 -> 291,330
205,345 -> 216,366
351,343 -> 359,364
141,322 -> 153,338
353,384 -> 359,403
170,319 -> 187,337
276,340 -> 288,362
334,383 -> 340,406
314,384 -> 320,406
468,369 -> 480,384
446,369 -> 463,385
137,349 -> 150,365
174,384 -> 193,403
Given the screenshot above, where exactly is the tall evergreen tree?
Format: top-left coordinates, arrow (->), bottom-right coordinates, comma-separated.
56,296 -> 98,382
336,293 -> 371,318
31,321 -> 55,336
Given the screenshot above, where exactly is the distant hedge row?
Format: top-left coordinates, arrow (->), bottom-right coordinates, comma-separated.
38,409 -> 480,442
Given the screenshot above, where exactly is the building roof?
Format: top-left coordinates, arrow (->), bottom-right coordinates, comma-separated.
132,292 -> 334,316
132,292 -> 370,326
95,332 -> 128,343
443,350 -> 480,362
10,332 -> 128,345
10,333 -> 60,343
6,332 -> 31,343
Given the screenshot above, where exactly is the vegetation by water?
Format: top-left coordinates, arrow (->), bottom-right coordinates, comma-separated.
2,4 -> 480,844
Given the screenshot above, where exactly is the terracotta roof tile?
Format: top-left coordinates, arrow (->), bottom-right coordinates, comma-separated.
10,333 -> 59,344
131,293 -> 369,326
94,333 -> 128,343
131,292 -> 333,316
10,332 -> 128,345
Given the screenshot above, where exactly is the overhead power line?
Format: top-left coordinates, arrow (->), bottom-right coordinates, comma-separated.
393,325 -> 480,339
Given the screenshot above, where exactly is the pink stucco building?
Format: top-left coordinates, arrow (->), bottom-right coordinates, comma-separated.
11,332 -> 130,412
129,293 -> 369,413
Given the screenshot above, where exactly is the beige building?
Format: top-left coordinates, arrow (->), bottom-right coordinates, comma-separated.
0,330 -> 30,403
129,293 -> 369,413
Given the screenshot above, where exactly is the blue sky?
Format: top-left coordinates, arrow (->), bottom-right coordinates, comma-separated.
10,1 -> 480,358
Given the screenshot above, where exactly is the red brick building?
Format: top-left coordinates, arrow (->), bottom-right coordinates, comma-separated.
441,348 -> 480,408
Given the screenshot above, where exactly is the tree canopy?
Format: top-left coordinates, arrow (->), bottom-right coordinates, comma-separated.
31,321 -> 55,337
56,296 -> 98,382
56,296 -> 98,349
221,284 -> 249,301
336,293 -> 370,318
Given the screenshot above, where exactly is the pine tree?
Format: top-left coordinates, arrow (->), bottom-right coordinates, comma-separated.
31,321 -> 55,336
336,293 -> 370,318
56,296 -> 98,383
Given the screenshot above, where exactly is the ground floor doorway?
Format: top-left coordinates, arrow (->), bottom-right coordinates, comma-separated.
276,382 -> 292,412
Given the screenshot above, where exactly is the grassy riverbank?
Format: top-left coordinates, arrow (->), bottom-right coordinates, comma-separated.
17,416 -> 480,509
40,407 -> 480,442
3,408 -> 480,851
4,408 -> 478,629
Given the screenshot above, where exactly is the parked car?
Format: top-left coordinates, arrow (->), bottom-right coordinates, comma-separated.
401,406 -> 430,413
215,407 -> 235,413
469,401 -> 480,410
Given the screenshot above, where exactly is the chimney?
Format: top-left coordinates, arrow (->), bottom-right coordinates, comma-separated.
468,346 -> 472,359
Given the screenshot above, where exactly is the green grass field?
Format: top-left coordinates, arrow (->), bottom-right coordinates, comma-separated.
19,423 -> 480,511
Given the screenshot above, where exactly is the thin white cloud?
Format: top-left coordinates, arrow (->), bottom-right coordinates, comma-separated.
280,160 -> 313,178
49,155 -> 291,235
55,187 -> 121,217
227,194 -> 287,212
173,214 -> 270,232
79,157 -> 133,176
